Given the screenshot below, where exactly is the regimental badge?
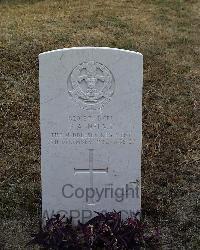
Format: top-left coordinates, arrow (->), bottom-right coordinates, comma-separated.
67,61 -> 115,110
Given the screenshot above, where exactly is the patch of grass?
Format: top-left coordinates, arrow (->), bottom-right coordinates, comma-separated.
0,0 -> 43,4
1,0 -> 200,249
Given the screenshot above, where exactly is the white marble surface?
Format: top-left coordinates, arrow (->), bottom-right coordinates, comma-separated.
39,47 -> 143,223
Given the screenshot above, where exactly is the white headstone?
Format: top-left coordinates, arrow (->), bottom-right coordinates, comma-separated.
39,47 -> 143,223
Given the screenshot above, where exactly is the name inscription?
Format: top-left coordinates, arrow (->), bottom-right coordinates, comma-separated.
49,114 -> 134,145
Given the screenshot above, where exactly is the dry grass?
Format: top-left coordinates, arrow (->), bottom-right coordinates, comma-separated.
0,0 -> 200,249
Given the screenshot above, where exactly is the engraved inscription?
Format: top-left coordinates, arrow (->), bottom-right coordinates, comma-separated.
51,132 -> 133,145
50,114 -> 134,145
67,61 -> 115,110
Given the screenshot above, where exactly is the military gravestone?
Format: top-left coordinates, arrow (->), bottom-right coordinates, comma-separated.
39,47 -> 143,223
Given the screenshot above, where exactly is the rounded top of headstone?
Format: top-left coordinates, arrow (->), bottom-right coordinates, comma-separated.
39,47 -> 143,57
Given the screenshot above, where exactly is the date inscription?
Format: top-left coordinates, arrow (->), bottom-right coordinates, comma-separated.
49,115 -> 134,145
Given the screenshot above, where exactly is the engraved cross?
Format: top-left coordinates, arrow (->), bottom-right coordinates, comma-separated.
74,149 -> 108,205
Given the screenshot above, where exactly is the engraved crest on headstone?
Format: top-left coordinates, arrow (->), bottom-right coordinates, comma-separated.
67,61 -> 115,110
